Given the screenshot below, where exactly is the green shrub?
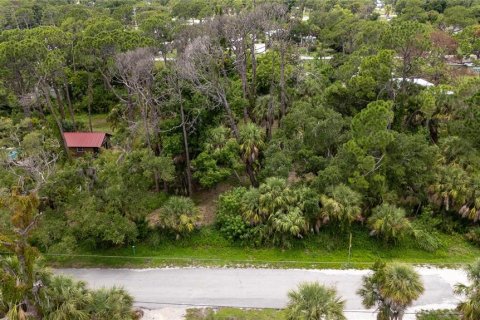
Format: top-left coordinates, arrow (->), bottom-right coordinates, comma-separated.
412,227 -> 441,252
216,187 -> 252,243
466,227 -> 480,246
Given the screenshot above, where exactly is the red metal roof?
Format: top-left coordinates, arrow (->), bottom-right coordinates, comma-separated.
63,132 -> 107,148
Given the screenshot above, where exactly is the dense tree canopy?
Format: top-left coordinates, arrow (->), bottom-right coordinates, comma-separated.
0,0 -> 479,268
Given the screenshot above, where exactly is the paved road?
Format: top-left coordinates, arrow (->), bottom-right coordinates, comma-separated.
57,267 -> 467,320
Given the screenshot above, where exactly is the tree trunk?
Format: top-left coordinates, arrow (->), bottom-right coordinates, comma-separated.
42,83 -> 70,159
299,0 -> 306,19
72,42 -> 76,73
151,103 -> 162,156
63,80 -> 76,130
53,86 -> 66,121
154,171 -> 160,193
245,161 -> 259,187
87,75 -> 94,132
126,87 -> 135,123
178,86 -> 193,196
220,93 -> 240,140
239,39 -> 250,121
142,101 -> 162,193
22,104 -> 32,119
141,102 -> 153,150
279,41 -> 287,121
249,33 -> 257,111
266,81 -> 275,141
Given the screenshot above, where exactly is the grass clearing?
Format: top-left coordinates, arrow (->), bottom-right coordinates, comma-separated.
185,308 -> 284,320
45,226 -> 480,269
74,113 -> 111,132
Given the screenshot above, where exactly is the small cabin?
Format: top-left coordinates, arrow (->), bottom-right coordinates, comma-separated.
63,132 -> 110,156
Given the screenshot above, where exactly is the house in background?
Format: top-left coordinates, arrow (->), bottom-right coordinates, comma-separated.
63,132 -> 110,156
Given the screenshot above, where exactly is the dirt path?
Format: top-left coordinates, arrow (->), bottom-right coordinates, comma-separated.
194,182 -> 233,225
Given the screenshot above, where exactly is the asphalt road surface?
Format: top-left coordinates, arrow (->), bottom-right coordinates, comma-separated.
57,267 -> 467,319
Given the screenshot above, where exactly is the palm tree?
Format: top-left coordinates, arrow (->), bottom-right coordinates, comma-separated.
88,287 -> 134,320
258,177 -> 291,217
428,165 -> 471,215
384,4 -> 392,18
0,255 -> 50,320
147,196 -> 200,239
270,207 -> 307,246
39,275 -> 135,320
241,187 -> 262,224
455,258 -> 480,320
368,204 -> 412,244
358,262 -> 424,320
239,122 -> 265,187
39,276 -> 91,320
320,184 -> 363,231
285,282 -> 346,320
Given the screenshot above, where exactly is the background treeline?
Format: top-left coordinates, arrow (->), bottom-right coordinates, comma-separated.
0,0 -> 480,254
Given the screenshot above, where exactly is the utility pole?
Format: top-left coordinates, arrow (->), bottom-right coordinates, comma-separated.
347,232 -> 352,266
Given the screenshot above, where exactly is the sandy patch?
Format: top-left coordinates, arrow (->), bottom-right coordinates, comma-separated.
141,307 -> 187,320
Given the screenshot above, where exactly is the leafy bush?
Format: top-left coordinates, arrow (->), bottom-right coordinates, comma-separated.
192,126 -> 243,188
412,227 -> 441,252
466,227 -> 480,246
69,197 -> 139,248
46,191 -> 139,249
216,187 -> 253,243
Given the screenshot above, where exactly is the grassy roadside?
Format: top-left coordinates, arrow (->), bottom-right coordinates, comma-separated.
45,226 -> 480,269
185,308 -> 284,320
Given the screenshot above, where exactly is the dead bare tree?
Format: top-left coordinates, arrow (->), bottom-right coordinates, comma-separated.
262,4 -> 292,121
178,34 -> 273,186
178,35 -> 240,139
223,10 -> 265,122
169,68 -> 194,196
225,13 -> 251,120
37,79 -> 70,158
114,47 -> 166,192
8,151 -> 59,193
2,129 -> 60,193
114,48 -> 157,150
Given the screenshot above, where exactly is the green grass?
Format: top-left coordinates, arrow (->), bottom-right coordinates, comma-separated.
74,113 -> 111,132
185,308 -> 284,320
45,226 -> 480,269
